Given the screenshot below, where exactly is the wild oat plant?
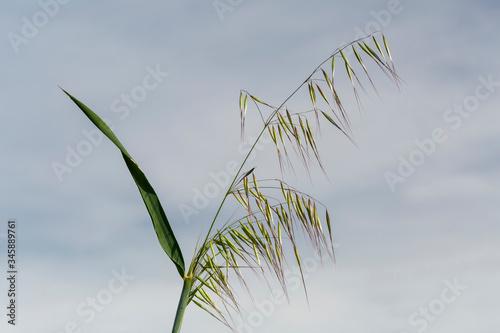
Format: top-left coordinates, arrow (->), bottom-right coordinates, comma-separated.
61,33 -> 401,333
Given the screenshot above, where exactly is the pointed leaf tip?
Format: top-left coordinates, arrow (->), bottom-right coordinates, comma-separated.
61,89 -> 185,277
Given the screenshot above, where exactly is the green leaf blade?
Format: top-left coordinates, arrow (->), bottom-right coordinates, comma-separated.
61,89 -> 185,277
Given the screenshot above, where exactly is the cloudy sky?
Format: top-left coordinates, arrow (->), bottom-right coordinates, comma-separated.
1,1 -> 499,332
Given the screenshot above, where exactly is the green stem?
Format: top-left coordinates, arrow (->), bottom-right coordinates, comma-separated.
200,56 -> 329,246
195,35 -> 378,266
171,276 -> 193,333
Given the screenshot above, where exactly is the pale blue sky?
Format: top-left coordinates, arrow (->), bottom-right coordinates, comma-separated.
1,1 -> 499,332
